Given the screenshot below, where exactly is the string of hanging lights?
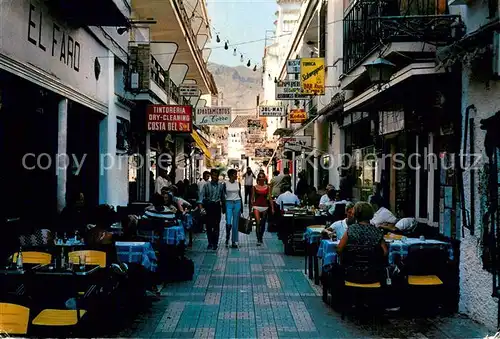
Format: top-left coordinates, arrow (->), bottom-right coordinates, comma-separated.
181,0 -> 260,71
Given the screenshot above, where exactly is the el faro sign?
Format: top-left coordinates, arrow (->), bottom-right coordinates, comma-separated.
147,105 -> 192,132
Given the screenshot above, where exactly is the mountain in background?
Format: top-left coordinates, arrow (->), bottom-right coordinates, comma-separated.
208,63 -> 262,116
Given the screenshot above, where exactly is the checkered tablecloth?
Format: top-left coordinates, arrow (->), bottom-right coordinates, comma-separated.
303,226 -> 325,244
317,238 -> 454,272
137,226 -> 186,246
115,241 -> 157,272
388,238 -> 454,263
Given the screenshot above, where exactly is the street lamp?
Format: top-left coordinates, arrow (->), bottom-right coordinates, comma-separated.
364,58 -> 396,87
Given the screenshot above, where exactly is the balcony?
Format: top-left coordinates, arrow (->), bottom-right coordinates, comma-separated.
343,0 -> 461,74
46,0 -> 130,27
128,44 -> 190,105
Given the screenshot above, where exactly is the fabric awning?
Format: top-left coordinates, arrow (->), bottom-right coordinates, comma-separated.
191,130 -> 211,158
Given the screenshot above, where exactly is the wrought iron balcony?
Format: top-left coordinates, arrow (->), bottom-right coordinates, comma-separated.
343,0 -> 461,74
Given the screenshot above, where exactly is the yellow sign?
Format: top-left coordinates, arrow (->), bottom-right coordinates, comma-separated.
300,58 -> 325,95
289,109 -> 307,123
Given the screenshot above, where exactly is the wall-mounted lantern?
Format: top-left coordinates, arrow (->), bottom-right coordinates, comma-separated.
364,58 -> 396,86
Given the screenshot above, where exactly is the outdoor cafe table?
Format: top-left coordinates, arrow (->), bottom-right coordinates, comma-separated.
303,225 -> 326,285
115,241 -> 158,272
317,237 -> 455,273
137,226 -> 186,246
280,210 -> 328,254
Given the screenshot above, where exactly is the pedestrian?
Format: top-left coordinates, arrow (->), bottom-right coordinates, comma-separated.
243,167 -> 255,208
198,168 -> 225,250
223,168 -> 242,248
252,172 -> 274,246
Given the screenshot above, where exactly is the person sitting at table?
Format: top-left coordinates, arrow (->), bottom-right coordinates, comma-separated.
59,190 -> 90,233
307,187 -> 321,207
378,217 -> 418,234
319,188 -> 337,211
145,193 -> 177,220
337,201 -> 388,258
276,185 -> 300,210
322,202 -> 355,240
319,185 -> 334,208
162,186 -> 191,215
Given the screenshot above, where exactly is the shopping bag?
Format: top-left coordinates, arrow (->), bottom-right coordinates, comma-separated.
238,216 -> 251,234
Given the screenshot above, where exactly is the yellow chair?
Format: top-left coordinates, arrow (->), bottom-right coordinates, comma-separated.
345,281 -> 382,288
0,303 -> 30,335
12,251 -> 52,265
68,250 -> 106,267
408,275 -> 443,286
32,309 -> 87,326
384,233 -> 403,240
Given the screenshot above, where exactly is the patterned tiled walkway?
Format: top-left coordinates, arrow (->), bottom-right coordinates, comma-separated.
117,218 -> 491,338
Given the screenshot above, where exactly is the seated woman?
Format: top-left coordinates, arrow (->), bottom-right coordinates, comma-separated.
320,189 -> 336,210
322,202 -> 355,240
337,202 -> 388,283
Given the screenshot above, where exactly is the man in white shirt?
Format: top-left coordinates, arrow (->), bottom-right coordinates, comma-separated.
276,185 -> 300,209
243,167 -> 255,207
319,184 -> 334,208
155,170 -> 171,194
322,202 -> 355,240
198,171 -> 210,193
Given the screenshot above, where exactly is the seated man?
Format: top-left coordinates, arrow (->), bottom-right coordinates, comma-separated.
322,202 -> 355,240
276,185 -> 300,210
145,193 -> 176,220
319,184 -> 334,209
378,217 -> 418,234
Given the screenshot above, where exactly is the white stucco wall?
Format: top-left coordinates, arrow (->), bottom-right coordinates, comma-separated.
460,68 -> 499,332
228,127 -> 245,160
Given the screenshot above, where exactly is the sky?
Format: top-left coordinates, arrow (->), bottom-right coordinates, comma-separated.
206,0 -> 277,67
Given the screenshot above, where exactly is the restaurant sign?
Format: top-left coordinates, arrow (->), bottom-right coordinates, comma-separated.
179,84 -> 199,97
195,107 -> 231,125
289,109 -> 307,124
259,106 -> 285,117
275,80 -> 310,100
286,59 -> 301,74
300,58 -> 325,95
147,105 -> 192,132
282,136 -> 312,152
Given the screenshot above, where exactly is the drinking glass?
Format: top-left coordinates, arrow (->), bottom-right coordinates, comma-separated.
79,254 -> 86,269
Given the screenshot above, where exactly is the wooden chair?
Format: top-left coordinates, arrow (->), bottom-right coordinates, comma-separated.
68,250 -> 107,267
12,251 -> 51,265
0,303 -> 30,335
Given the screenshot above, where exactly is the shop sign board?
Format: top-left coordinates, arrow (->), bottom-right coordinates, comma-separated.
259,106 -> 285,117
282,136 -> 312,152
255,148 -> 274,157
247,119 -> 263,134
275,80 -> 310,100
179,84 -> 199,97
0,0 -> 111,105
289,109 -> 307,124
379,110 -> 405,135
286,59 -> 301,74
300,58 -> 325,95
195,107 -> 231,125
147,105 -> 192,132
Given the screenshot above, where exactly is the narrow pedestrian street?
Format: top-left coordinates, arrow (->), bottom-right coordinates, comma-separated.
115,222 -> 490,338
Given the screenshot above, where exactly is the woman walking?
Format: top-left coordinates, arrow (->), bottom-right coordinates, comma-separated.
252,172 -> 274,246
224,169 -> 243,248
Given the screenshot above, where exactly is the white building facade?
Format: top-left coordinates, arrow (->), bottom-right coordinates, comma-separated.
0,0 -> 132,216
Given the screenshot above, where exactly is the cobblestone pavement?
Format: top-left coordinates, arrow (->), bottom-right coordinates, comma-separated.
118,217 -> 491,339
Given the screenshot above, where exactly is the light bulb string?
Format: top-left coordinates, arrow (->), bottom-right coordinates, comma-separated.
182,0 -> 259,68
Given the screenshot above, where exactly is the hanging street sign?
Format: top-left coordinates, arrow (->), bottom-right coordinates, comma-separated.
282,136 -> 312,152
286,59 -> 301,74
147,105 -> 192,132
255,148 -> 274,157
300,58 -> 325,95
259,106 -> 286,117
275,80 -> 311,100
289,109 -> 307,124
179,84 -> 199,97
195,107 -> 232,125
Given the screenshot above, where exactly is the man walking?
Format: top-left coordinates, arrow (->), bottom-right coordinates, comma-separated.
243,167 -> 255,208
198,169 -> 225,250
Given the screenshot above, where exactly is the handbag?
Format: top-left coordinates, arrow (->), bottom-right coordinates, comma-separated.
238,215 -> 252,234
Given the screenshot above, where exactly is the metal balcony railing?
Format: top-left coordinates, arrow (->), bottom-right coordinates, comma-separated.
343,0 -> 460,74
150,55 -> 186,104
